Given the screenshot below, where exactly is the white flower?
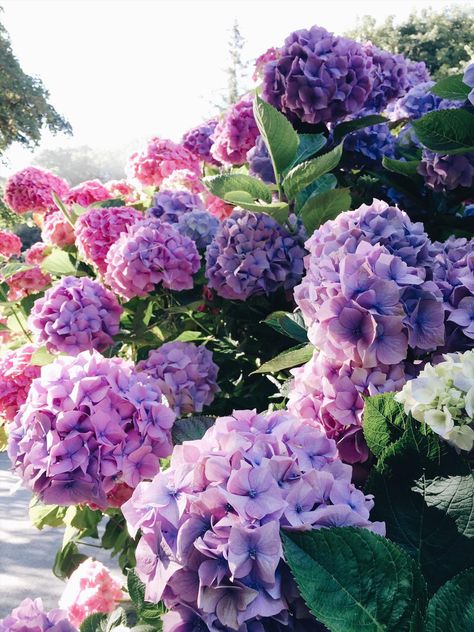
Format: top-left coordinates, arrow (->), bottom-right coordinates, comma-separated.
465,386 -> 474,418
444,425 -> 474,452
411,376 -> 441,405
424,407 -> 454,436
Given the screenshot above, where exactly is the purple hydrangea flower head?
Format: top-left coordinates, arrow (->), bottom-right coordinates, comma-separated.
210,97 -> 260,165
364,45 -> 409,111
247,136 -> 276,184
122,409 -> 384,629
406,59 -> 431,88
105,220 -> 201,300
205,211 -> 305,300
0,598 -> 77,632
176,210 -> 220,250
390,81 -> 457,120
8,350 -> 176,508
137,341 -> 220,415
28,276 -> 122,354
182,119 -> 220,165
344,114 -> 396,163
147,190 -> 205,224
418,150 -> 474,192
464,61 -> 474,106
262,25 -> 375,125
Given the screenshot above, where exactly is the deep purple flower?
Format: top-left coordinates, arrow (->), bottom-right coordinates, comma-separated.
364,46 -> 409,111
418,150 -> 474,192
405,59 -> 431,88
182,119 -> 220,165
247,136 -> 276,184
147,190 -> 205,224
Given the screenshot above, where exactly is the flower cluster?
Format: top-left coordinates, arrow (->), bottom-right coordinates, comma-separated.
464,61 -> 474,107
41,211 -> 75,247
263,25 -> 374,125
406,59 -> 431,88
0,344 -> 40,422
75,206 -> 143,274
210,97 -> 259,165
160,169 -> 206,195
105,179 -> 138,203
0,598 -> 76,632
390,81 -> 455,120
206,211 -> 305,300
418,150 -> 474,192
8,350 -> 176,508
176,210 -> 220,249
396,349 -> 474,451
344,116 -> 396,164
123,409 -> 383,630
66,179 -> 111,207
0,229 -> 22,259
59,558 -> 123,627
247,136 -> 276,183
364,46 -> 409,111
127,137 -> 199,187
24,243 -> 49,265
7,267 -> 51,301
29,276 -> 122,354
105,220 -> 200,300
253,46 -> 281,82
182,119 -> 220,165
146,189 -> 205,224
137,341 -> 220,415
203,193 -> 234,220
3,167 -> 70,215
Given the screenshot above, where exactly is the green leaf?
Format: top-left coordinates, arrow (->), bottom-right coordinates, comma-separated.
253,95 -> 299,176
53,541 -> 87,579
411,109 -> 474,155
41,249 -> 77,276
30,346 -> 56,367
287,133 -> 327,169
127,570 -> 145,609
295,173 -> 337,213
282,527 -> 426,632
283,143 -> 343,199
29,499 -> 67,529
300,188 -> 351,234
172,415 -> 216,445
222,192 -> 289,224
382,157 -> 421,178
333,114 -> 388,144
0,262 -> 32,281
0,425 -> 7,451
425,568 -> 474,632
263,310 -> 308,343
253,343 -> 313,374
6,310 -> 29,334
80,613 -> 107,632
363,393 -> 407,458
203,173 -> 272,203
430,74 -> 470,101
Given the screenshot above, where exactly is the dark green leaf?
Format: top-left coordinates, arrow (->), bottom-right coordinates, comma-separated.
382,157 -> 421,178
41,249 -> 76,276
411,109 -> 474,155
295,173 -> 337,212
203,173 -> 272,203
253,343 -> 313,374
80,613 -> 107,632
425,568 -> 474,632
283,143 -> 343,199
105,607 -> 128,632
333,114 -> 388,144
99,198 -> 126,208
29,499 -> 67,529
430,74 -> 470,100
53,541 -> 87,579
253,95 -> 299,176
363,393 -> 407,458
222,193 -> 289,224
283,527 -> 426,632
263,311 -> 308,343
300,188 -> 351,234
288,133 -> 327,169
127,570 -> 145,609
172,415 -> 216,445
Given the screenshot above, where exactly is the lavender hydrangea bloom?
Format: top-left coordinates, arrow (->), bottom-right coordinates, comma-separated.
262,25 -> 374,125
137,341 -> 220,415
8,351 -> 175,508
182,119 -> 220,165
28,276 -> 122,354
105,220 -> 201,300
418,150 -> 474,192
0,598 -> 77,632
406,59 -> 431,88
344,116 -> 396,163
147,190 -> 205,224
122,409 -> 384,630
247,136 -> 276,184
364,46 -> 409,111
205,211 -> 305,300
176,210 -> 220,250
464,61 -> 474,106
390,81 -> 457,120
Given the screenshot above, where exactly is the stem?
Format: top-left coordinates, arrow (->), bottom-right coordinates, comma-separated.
0,285 -> 32,342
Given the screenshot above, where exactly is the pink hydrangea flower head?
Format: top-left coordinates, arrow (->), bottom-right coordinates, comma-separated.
160,169 -> 206,195
122,409 -> 384,629
105,179 -> 139,203
7,266 -> 51,301
127,137 -> 200,187
203,193 -> 234,220
210,97 -> 259,165
8,350 -> 176,508
75,206 -> 143,274
4,167 -> 70,215
24,242 -> 49,265
66,179 -> 112,207
29,276 -> 123,354
0,229 -> 22,259
59,558 -> 123,627
181,118 -> 220,165
105,220 -> 200,300
41,210 -> 75,247
137,342 -> 220,415
253,46 -> 282,81
0,344 -> 40,422
0,598 -> 76,632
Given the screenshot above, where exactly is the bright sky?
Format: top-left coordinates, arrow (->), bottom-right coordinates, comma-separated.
0,0 -> 466,176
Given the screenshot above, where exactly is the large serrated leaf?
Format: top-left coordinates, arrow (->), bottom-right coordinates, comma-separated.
263,311 -> 308,343
300,187 -> 351,234
283,143 -> 343,199
425,568 -> 474,632
295,173 -> 337,213
430,74 -> 470,101
363,393 -> 407,458
203,173 -> 272,203
29,498 -> 67,529
41,249 -> 77,276
411,109 -> 474,155
334,114 -> 388,144
172,415 -> 216,445
222,192 -> 289,224
80,613 -> 107,632
382,157 -> 421,178
287,133 -> 327,169
283,527 -> 426,632
252,343 -> 313,374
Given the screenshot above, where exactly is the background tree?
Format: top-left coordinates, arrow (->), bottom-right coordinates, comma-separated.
346,5 -> 474,78
226,20 -> 248,105
0,8 -> 71,155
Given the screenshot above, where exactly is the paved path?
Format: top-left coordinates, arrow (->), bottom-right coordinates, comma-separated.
0,452 -> 121,618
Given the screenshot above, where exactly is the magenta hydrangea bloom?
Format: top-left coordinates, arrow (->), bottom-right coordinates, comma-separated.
288,350 -> 406,463
41,210 -> 75,247
137,341 -> 220,415
24,242 -> 49,265
66,179 -> 111,207
105,179 -> 138,203
29,276 -> 122,354
123,409 -> 384,630
0,598 -> 77,632
0,229 -> 22,258
205,211 -> 305,301
203,193 -> 234,220
6,266 -> 51,301
127,137 -> 200,187
75,206 -> 143,274
182,119 -> 220,165
263,25 -> 374,125
105,220 -> 200,300
0,344 -> 40,423
3,167 -> 70,215
147,190 -> 205,224
253,46 -> 282,82
418,150 -> 474,192
8,350 -> 176,508
210,98 -> 259,165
